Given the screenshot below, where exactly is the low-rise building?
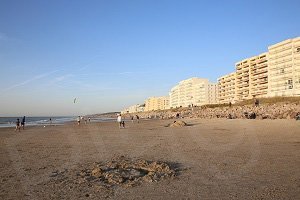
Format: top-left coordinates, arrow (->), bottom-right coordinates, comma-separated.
121,104 -> 145,114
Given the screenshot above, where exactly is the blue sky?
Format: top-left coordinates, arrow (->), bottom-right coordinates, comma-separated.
0,0 -> 299,116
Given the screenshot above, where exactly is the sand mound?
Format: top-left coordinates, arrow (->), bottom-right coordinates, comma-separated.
169,120 -> 187,127
70,156 -> 177,189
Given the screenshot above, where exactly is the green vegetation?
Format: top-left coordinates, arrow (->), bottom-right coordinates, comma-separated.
235,96 -> 300,106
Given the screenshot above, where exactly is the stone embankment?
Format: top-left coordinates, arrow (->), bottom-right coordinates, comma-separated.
124,102 -> 300,120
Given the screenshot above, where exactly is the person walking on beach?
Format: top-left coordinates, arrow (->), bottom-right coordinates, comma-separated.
21,116 -> 25,130
131,116 -> 134,123
15,119 -> 21,132
88,117 -> 91,123
136,115 -> 140,123
117,114 -> 122,128
77,116 -> 81,126
49,118 -> 52,125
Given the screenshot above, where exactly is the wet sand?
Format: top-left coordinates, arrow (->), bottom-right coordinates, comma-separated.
0,119 -> 299,199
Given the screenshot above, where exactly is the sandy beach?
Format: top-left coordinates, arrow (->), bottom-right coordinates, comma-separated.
0,119 -> 299,199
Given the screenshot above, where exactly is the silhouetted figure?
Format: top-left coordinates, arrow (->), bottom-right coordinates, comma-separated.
136,115 -> 140,123
15,119 -> 21,132
21,116 -> 25,130
229,102 -> 232,107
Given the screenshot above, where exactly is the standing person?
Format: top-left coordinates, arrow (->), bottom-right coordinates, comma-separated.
15,119 -> 21,132
49,118 -> 52,125
136,115 -> 140,123
131,116 -> 134,123
117,114 -> 122,128
254,99 -> 259,107
88,117 -> 91,123
77,116 -> 81,126
21,116 -> 25,130
122,120 -> 125,128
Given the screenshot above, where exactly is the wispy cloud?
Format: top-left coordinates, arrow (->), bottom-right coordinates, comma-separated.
77,71 -> 148,76
1,70 -> 59,93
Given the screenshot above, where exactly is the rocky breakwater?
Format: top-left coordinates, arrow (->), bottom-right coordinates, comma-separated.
125,102 -> 300,120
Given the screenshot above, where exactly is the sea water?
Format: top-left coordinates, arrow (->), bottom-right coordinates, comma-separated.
0,117 -> 75,128
0,116 -> 116,128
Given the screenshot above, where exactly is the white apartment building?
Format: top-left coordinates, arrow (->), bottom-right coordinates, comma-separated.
169,77 -> 217,108
268,37 -> 300,97
121,104 -> 145,114
218,72 -> 236,104
144,96 -> 169,111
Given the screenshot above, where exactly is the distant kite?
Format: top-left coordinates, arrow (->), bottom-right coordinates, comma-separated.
74,98 -> 77,103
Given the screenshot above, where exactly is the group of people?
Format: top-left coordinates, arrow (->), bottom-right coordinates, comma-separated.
15,116 -> 26,132
77,116 -> 91,125
117,114 -> 140,128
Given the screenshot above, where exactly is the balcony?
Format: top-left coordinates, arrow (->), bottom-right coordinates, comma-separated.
256,58 -> 267,64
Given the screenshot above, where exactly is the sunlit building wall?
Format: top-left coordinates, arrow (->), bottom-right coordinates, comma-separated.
169,77 -> 217,108
144,96 -> 169,111
218,72 -> 236,104
268,37 -> 300,97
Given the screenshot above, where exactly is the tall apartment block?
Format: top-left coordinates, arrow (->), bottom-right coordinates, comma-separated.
268,37 -> 300,97
144,96 -> 169,111
208,83 -> 218,104
235,58 -> 251,101
169,77 -> 217,108
250,52 -> 268,98
218,72 -> 236,104
235,52 -> 269,101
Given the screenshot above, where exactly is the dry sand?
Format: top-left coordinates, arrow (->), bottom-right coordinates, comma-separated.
0,119 -> 299,199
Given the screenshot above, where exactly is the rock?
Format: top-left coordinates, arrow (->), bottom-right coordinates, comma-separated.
169,120 -> 187,127
91,168 -> 102,178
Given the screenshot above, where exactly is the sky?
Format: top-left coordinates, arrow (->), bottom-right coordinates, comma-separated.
0,0 -> 299,116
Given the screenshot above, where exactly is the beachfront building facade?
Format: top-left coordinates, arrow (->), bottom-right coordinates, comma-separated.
268,37 -> 300,97
218,36 -> 300,103
208,83 -> 218,104
250,52 -> 269,98
144,96 -> 170,111
169,77 -> 217,108
121,104 -> 145,114
235,52 -> 269,101
235,58 -> 251,101
218,72 -> 236,104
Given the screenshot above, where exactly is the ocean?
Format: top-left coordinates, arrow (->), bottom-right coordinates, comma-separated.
0,116 -> 116,128
0,117 -> 75,128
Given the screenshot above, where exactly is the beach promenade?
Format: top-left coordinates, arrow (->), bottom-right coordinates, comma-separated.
0,119 -> 299,199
